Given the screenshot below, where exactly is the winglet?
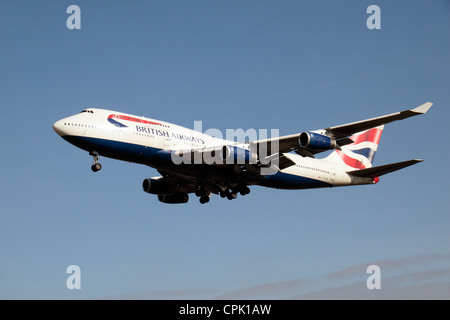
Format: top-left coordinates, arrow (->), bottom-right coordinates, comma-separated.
411,102 -> 433,114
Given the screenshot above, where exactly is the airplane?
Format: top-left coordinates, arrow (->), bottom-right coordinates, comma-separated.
53,102 -> 432,204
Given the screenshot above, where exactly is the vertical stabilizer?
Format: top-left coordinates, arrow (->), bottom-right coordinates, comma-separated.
326,125 -> 384,169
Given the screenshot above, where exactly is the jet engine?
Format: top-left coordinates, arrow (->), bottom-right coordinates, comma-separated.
299,132 -> 337,150
158,192 -> 189,204
142,178 -> 174,195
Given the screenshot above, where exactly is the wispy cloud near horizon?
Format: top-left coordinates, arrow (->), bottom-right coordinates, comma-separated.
217,253 -> 450,300
99,253 -> 450,300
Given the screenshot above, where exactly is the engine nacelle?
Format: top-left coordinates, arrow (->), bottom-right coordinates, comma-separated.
221,146 -> 258,164
299,132 -> 337,150
158,192 -> 189,204
142,178 -> 174,195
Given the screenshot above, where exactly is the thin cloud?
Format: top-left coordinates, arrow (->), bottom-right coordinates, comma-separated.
215,279 -> 309,300
293,268 -> 450,300
216,253 -> 450,299
292,281 -> 450,300
393,267 -> 450,284
325,253 -> 450,280
98,288 -> 216,300
95,253 -> 450,299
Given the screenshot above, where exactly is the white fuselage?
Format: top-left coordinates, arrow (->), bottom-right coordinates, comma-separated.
53,108 -> 373,190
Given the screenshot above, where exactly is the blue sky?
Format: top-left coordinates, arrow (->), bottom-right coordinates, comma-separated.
0,1 -> 449,299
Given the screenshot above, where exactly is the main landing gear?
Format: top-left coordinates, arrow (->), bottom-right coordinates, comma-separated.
90,152 -> 102,172
199,195 -> 210,204
219,185 -> 250,201
195,189 -> 210,204
195,184 -> 250,204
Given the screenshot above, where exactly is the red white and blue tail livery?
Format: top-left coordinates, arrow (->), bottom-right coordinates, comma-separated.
53,102 -> 432,204
327,125 -> 384,170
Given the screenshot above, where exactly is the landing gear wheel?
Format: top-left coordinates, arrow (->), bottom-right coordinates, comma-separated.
195,189 -> 205,197
240,186 -> 250,196
91,163 -> 102,172
90,152 -> 101,172
199,195 -> 210,204
227,192 -> 237,200
220,190 -> 228,198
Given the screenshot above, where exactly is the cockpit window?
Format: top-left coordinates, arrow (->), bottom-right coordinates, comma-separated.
80,109 -> 94,114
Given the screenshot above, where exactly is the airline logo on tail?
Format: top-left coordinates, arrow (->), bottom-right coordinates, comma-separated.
335,125 -> 384,169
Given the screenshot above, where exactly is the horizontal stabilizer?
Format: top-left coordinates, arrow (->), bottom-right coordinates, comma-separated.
347,159 -> 423,178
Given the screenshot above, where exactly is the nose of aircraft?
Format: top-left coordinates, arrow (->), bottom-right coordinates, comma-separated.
53,119 -> 65,136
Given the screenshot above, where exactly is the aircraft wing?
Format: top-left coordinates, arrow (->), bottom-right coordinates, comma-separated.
157,170 -> 198,191
249,102 -> 433,158
156,169 -> 226,195
168,102 -> 432,172
323,102 -> 432,139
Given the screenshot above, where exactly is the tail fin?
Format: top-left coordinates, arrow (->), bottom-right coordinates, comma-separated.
326,125 -> 384,169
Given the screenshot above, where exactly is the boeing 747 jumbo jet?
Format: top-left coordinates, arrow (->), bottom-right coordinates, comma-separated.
53,102 -> 432,204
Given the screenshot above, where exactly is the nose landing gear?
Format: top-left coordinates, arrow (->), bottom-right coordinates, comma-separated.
90,152 -> 102,172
